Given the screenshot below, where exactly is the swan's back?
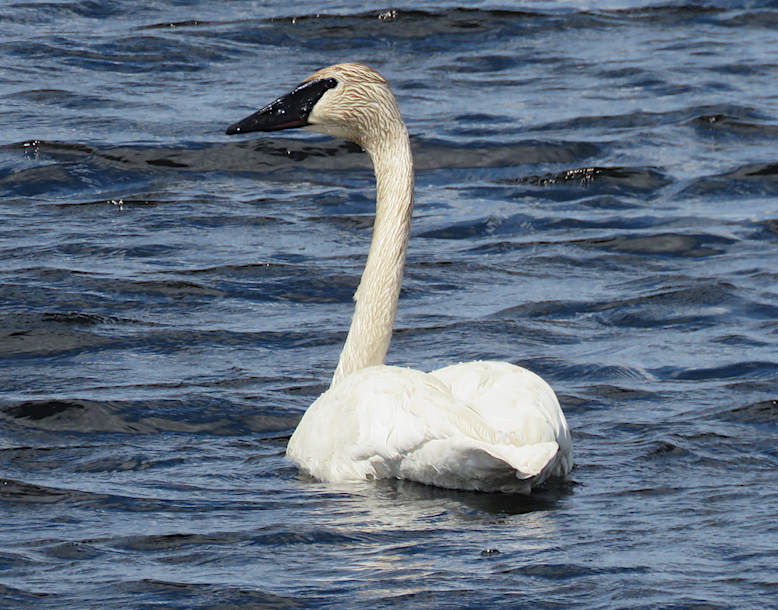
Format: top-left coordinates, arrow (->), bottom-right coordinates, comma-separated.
287,362 -> 572,493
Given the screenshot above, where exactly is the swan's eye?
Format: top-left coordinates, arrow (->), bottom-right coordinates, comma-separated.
323,78 -> 338,90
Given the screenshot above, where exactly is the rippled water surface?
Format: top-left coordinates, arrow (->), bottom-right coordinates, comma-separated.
2,1 -> 778,608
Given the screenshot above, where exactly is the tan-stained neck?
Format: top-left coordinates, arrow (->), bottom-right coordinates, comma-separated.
331,126 -> 414,386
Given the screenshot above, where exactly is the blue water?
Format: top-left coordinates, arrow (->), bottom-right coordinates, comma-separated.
2,1 -> 778,608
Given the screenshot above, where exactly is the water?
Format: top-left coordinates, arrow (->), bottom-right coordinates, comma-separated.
2,1 -> 778,608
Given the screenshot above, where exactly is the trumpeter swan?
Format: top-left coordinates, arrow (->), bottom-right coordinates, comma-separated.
226,63 -> 572,493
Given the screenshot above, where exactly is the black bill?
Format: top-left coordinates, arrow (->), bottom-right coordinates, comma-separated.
225,77 -> 337,135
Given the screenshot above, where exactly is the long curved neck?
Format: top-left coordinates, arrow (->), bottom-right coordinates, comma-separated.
332,126 -> 414,386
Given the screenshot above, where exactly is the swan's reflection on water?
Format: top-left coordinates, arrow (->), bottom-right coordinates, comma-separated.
370,477 -> 575,516
272,475 -> 576,603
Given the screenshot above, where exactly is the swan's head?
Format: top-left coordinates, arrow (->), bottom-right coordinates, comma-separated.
226,63 -> 404,151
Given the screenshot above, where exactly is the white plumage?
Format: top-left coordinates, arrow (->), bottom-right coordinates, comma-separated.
227,63 -> 573,493
288,362 -> 572,493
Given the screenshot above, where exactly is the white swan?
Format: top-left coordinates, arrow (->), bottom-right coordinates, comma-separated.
226,63 -> 573,493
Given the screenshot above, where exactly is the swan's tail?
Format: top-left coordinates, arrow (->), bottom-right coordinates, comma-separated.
480,441 -> 560,478
398,439 -> 560,493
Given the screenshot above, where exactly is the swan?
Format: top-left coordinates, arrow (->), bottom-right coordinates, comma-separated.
226,63 -> 573,493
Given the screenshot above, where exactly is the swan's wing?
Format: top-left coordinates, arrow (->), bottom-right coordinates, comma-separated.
289,365 -> 505,479
287,365 -> 451,481
346,367 -> 501,464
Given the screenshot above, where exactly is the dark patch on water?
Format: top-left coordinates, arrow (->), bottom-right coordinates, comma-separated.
720,399 -> 778,426
510,166 -> 671,194
682,161 -> 778,198
581,232 -> 734,257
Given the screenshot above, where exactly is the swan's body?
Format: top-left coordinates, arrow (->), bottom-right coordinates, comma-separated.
227,63 -> 572,493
